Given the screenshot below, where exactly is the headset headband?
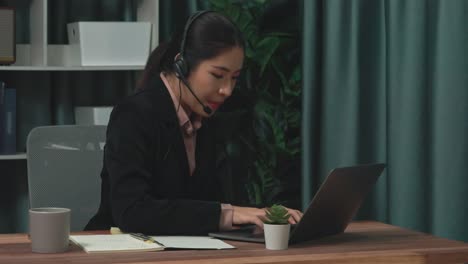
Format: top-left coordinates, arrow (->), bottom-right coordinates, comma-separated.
179,11 -> 211,60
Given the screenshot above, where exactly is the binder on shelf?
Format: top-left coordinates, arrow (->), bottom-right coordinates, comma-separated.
0,81 -> 4,149
0,86 -> 16,154
0,7 -> 15,65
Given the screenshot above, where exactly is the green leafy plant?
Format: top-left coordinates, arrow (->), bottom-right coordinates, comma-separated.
264,204 -> 291,225
209,0 -> 301,206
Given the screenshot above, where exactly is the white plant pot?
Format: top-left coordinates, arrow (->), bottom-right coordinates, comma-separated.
264,223 -> 290,250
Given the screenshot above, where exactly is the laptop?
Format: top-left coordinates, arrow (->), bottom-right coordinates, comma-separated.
209,163 -> 386,244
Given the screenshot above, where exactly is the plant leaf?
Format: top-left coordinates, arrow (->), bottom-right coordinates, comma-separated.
254,37 -> 281,75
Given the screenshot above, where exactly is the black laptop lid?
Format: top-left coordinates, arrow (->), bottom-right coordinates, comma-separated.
208,163 -> 385,244
288,163 -> 385,244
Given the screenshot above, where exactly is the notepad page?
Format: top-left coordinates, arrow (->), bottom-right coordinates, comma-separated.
70,234 -> 164,253
153,236 -> 235,249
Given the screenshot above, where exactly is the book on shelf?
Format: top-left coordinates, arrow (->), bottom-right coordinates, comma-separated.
0,81 -> 4,149
0,83 -> 16,154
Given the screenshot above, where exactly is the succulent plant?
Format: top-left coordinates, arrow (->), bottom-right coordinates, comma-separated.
264,204 -> 291,225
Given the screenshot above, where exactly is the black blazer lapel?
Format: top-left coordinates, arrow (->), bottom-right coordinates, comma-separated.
145,76 -> 191,179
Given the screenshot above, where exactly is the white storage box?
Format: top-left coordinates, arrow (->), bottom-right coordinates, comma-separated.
74,107 -> 113,125
67,22 -> 151,66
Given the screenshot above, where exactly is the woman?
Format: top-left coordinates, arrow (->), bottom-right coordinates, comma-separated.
86,11 -> 302,235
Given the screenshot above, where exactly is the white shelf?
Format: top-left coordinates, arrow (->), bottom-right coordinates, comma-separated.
0,65 -> 144,71
2,45 -> 146,70
1,0 -> 158,69
0,153 -> 27,160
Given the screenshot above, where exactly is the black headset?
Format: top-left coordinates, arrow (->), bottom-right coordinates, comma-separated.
174,11 -> 210,78
173,11 -> 213,115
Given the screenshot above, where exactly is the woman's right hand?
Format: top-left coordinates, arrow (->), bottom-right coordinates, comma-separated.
232,206 -> 266,229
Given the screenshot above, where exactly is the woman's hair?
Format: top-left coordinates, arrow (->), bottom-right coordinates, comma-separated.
138,11 -> 244,89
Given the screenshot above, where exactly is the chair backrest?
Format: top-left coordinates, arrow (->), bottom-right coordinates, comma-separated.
27,125 -> 106,231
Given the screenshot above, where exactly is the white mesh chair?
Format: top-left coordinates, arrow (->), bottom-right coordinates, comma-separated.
26,125 -> 106,231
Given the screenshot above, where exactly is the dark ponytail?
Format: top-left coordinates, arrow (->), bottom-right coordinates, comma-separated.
137,31 -> 182,89
137,11 -> 244,90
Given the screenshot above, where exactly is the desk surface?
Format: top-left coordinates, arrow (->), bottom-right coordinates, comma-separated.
1,221 -> 467,264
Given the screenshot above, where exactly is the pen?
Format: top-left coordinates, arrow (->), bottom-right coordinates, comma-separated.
130,233 -> 165,247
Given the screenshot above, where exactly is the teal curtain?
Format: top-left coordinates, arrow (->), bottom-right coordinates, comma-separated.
302,0 -> 468,242
159,0 -> 209,41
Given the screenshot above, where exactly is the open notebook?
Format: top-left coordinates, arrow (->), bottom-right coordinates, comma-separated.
70,234 -> 235,253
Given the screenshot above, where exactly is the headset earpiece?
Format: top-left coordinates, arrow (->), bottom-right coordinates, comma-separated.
173,57 -> 188,79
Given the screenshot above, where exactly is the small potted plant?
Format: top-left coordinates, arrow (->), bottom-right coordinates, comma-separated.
263,204 -> 291,250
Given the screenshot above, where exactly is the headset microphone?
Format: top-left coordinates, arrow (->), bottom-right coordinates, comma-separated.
173,11 -> 213,115
174,69 -> 213,115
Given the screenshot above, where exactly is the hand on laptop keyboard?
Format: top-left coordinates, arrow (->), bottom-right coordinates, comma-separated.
232,206 -> 266,229
231,205 -> 303,229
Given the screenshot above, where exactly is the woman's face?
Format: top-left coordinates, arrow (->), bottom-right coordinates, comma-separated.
183,46 -> 244,117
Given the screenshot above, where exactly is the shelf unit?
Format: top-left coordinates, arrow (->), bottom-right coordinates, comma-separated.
4,0 -> 159,69
1,0 -> 161,233
0,153 -> 27,160
0,0 -> 159,160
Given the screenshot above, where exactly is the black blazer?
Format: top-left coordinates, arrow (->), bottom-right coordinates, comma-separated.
85,75 -> 223,235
